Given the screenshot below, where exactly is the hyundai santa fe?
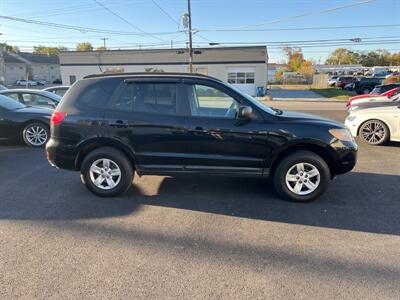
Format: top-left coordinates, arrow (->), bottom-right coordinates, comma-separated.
46,73 -> 357,202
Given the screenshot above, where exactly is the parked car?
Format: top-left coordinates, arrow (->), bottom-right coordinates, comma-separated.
353,77 -> 385,95
335,76 -> 357,89
0,95 -> 52,147
16,80 -> 38,87
0,84 -> 7,91
327,76 -> 338,87
347,86 -> 400,107
43,85 -> 70,97
370,83 -> 400,95
348,94 -> 400,112
53,79 -> 62,84
35,79 -> 47,86
345,105 -> 400,145
348,88 -> 400,109
46,73 -> 357,202
0,89 -> 61,109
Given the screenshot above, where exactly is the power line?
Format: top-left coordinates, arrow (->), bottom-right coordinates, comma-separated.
151,0 -> 180,27
198,23 -> 400,32
0,15 -> 181,36
210,0 -> 377,30
92,0 -> 166,42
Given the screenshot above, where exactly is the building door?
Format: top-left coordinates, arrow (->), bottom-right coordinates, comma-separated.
227,67 -> 256,96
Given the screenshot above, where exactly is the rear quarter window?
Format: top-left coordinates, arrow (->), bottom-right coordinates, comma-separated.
77,78 -> 121,108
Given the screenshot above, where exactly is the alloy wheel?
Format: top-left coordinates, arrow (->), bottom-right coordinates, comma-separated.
360,121 -> 386,144
89,158 -> 122,190
285,162 -> 320,195
25,125 -> 48,146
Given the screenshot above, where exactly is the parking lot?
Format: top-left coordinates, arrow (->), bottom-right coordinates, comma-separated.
0,101 -> 399,299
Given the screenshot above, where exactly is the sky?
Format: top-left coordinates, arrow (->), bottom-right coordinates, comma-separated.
0,0 -> 399,62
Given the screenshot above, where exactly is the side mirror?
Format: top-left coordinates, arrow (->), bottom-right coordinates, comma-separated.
238,105 -> 253,119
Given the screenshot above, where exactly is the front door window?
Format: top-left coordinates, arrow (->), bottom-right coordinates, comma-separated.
188,84 -> 239,118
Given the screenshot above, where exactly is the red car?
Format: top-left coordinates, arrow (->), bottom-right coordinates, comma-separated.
346,86 -> 400,107
336,76 -> 357,89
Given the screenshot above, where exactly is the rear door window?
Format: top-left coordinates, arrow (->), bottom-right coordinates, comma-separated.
111,82 -> 177,115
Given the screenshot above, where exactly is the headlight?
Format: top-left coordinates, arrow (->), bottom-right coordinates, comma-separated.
329,128 -> 354,142
346,115 -> 357,122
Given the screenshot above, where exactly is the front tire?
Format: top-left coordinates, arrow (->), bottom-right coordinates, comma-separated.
80,147 -> 134,197
359,119 -> 389,145
22,122 -> 49,147
273,151 -> 330,202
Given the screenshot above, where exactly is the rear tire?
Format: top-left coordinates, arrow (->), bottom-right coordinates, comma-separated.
22,122 -> 49,147
273,151 -> 330,202
80,147 -> 134,197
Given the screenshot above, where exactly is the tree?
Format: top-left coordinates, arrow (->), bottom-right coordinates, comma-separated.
298,60 -> 315,80
283,47 -> 304,72
76,42 -> 93,51
325,48 -> 359,65
275,68 -> 285,82
0,43 -> 20,53
33,45 -> 67,55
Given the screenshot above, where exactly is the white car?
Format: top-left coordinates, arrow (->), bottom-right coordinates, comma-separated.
345,106 -> 400,145
16,80 -> 38,86
327,76 -> 338,87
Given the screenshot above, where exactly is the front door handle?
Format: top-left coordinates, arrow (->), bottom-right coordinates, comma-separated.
109,120 -> 128,128
189,126 -> 208,136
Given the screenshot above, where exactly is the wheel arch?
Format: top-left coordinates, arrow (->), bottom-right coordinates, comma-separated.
75,137 -> 136,171
269,142 -> 337,179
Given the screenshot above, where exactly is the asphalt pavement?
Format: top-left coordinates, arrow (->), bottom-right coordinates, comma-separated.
1,102 -> 399,299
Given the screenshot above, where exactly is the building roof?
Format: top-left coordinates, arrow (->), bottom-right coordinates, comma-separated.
18,52 -> 59,64
3,52 -> 25,63
2,51 -> 59,64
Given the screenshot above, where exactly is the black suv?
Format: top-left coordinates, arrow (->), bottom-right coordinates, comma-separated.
46,73 -> 357,202
354,77 -> 385,94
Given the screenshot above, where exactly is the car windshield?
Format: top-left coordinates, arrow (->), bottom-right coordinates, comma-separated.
225,83 -> 277,115
0,95 -> 26,110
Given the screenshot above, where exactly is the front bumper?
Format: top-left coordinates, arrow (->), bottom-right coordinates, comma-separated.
345,119 -> 361,138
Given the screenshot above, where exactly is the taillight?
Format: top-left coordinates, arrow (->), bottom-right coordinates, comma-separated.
51,112 -> 67,126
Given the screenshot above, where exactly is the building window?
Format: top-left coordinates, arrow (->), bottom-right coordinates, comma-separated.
50,66 -> 54,69
227,72 -> 255,84
9,66 -> 14,70
69,75 -> 77,84
19,66 -> 23,70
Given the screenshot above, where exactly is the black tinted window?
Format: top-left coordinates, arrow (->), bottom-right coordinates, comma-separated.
112,83 -> 177,115
78,79 -> 120,108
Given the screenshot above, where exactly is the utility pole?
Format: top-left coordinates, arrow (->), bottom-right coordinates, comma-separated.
100,38 -> 108,49
187,0 -> 193,73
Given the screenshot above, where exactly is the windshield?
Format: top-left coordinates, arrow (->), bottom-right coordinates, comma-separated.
371,87 -> 382,94
0,95 -> 26,110
225,83 -> 276,115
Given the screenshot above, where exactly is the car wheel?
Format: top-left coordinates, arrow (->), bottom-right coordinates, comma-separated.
362,88 -> 371,94
359,119 -> 389,145
273,151 -> 330,202
22,122 -> 49,147
81,147 -> 134,197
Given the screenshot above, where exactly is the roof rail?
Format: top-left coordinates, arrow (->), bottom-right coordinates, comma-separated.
83,72 -> 222,82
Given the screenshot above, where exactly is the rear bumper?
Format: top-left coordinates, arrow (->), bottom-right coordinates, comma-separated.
46,137 -> 78,171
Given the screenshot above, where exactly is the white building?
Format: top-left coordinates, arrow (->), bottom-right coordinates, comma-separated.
0,51 -> 61,85
59,46 -> 268,96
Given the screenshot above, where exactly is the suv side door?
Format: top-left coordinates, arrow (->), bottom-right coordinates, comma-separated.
180,79 -> 270,175
104,78 -> 188,174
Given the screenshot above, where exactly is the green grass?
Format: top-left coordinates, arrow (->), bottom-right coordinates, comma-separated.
310,88 -> 353,100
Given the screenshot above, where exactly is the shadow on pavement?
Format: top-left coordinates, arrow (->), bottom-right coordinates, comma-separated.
0,150 -> 399,235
